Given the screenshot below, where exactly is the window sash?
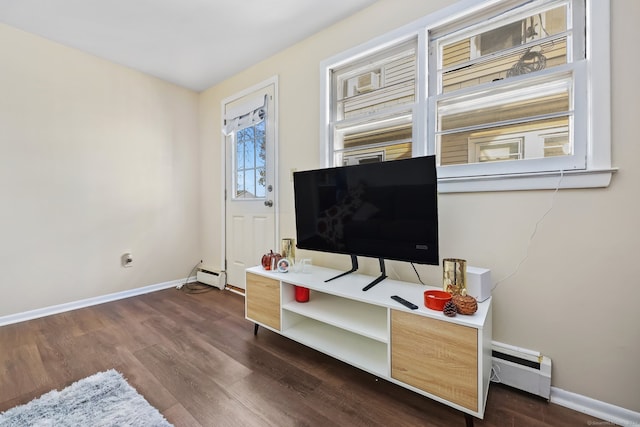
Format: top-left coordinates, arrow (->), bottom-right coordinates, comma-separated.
428,0 -> 587,178
327,38 -> 418,164
333,109 -> 414,164
431,60 -> 586,178
429,0 -> 584,96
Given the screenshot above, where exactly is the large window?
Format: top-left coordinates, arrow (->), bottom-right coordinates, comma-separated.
320,0 -> 613,192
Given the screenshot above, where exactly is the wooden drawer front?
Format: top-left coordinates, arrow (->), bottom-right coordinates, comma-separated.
391,310 -> 478,412
246,273 -> 281,331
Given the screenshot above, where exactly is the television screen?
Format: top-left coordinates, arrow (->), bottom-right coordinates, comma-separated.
293,156 -> 439,266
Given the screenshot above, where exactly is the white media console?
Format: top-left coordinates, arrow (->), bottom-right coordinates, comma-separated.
245,265 -> 492,421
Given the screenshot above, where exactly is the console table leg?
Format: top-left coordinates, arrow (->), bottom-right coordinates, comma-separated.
254,323 -> 260,335
464,413 -> 474,427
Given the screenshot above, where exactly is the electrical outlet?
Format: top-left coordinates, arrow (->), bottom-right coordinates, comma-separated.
122,252 -> 133,267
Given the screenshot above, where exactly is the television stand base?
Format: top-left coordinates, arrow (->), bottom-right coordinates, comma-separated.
324,256 -> 389,291
325,255 -> 359,283
362,258 -> 387,291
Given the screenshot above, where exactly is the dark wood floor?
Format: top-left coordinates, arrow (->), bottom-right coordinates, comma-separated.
0,287 -> 605,426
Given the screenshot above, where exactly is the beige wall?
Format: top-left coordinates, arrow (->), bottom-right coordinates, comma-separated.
0,24 -> 201,316
200,0 -> 640,413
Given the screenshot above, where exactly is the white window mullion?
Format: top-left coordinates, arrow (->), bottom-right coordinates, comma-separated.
415,28 -> 429,157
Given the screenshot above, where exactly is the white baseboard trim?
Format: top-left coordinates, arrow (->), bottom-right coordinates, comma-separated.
0,276 -> 197,327
551,387 -> 640,426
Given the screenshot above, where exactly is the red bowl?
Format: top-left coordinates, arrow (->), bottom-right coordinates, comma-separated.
424,290 -> 452,311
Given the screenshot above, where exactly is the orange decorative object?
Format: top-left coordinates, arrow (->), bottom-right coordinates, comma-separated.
261,250 -> 282,271
452,294 -> 478,315
424,290 -> 452,311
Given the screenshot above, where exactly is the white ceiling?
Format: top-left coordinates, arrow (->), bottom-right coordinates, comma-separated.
0,0 -> 378,92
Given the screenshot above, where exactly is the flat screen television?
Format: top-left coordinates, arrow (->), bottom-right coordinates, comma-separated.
293,155 -> 439,290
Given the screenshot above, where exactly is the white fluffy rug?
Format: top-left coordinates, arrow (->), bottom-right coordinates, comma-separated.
0,369 -> 172,427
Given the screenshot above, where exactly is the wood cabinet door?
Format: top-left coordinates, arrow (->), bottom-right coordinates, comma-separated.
391,310 -> 478,412
246,272 -> 281,331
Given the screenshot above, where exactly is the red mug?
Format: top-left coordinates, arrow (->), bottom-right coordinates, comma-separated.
294,286 -> 309,303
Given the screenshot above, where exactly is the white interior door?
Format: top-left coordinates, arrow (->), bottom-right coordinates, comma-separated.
224,82 -> 277,289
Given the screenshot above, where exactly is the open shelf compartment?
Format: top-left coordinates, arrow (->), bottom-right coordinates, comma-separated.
282,284 -> 388,343
282,312 -> 388,377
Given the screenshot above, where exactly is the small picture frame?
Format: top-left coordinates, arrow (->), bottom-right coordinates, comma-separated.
277,258 -> 290,273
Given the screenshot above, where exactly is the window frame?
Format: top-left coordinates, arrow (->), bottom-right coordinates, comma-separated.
319,0 -> 614,192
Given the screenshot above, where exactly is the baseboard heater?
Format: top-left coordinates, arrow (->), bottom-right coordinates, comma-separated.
196,268 -> 226,291
491,341 -> 551,400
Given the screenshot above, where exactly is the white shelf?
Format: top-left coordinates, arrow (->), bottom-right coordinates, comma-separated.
283,314 -> 388,377
245,264 -> 492,419
282,290 -> 388,343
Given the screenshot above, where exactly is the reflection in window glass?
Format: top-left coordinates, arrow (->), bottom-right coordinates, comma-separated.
475,138 -> 523,163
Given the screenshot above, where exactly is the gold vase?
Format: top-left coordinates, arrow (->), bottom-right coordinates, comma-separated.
281,238 -> 295,260
443,258 -> 466,296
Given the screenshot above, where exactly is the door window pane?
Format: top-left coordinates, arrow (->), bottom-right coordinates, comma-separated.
234,120 -> 266,199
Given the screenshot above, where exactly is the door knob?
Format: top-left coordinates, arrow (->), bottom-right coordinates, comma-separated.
264,200 -> 273,207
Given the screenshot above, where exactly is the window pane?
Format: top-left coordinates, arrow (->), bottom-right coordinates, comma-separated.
244,139 -> 255,168
255,121 -> 265,141
334,112 -> 413,162
329,38 -> 418,167
237,127 -> 249,143
440,5 -> 569,93
335,42 -> 416,121
543,132 -> 570,157
335,142 -> 412,166
233,121 -> 267,199
439,116 -> 570,166
438,78 -> 571,131
256,122 -> 266,167
242,126 -> 255,141
236,140 -> 245,171
244,169 -> 255,198
235,170 -> 245,198
255,167 -> 266,197
475,138 -> 524,163
442,38 -> 567,93
341,121 -> 412,149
